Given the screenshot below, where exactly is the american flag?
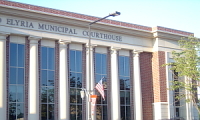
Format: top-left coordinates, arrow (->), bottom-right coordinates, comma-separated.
95,78 -> 105,100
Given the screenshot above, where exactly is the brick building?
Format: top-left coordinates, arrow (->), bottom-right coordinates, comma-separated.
0,0 -> 198,120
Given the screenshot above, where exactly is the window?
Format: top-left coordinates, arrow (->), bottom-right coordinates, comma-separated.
69,50 -> 82,120
119,56 -> 131,120
95,53 -> 107,120
41,46 -> 55,120
9,43 -> 25,120
173,70 -> 181,117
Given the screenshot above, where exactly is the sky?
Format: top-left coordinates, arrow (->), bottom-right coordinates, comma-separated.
10,0 -> 200,37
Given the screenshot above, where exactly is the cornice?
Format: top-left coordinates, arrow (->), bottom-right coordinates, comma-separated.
153,31 -> 188,41
0,0 -> 194,39
0,0 -> 152,32
0,6 -> 153,38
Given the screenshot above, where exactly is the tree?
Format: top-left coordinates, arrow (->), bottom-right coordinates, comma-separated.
164,36 -> 200,114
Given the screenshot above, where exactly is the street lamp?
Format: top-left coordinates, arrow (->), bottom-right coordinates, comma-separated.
81,11 -> 120,120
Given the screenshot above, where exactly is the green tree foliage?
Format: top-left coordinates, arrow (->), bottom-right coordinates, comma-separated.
164,36 -> 200,114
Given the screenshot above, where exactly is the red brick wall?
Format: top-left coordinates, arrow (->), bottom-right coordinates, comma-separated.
140,52 -> 154,120
152,51 -> 167,102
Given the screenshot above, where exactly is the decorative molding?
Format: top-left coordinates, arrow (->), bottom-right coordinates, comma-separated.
85,44 -> 97,54
28,36 -> 41,45
152,26 -> 193,36
0,32 -> 10,40
59,40 -> 71,49
59,39 -> 71,45
132,50 -> 143,57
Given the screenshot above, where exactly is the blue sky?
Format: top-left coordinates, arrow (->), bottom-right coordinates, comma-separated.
11,0 -> 200,37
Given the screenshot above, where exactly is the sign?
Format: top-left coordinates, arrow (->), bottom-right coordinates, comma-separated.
90,95 -> 97,115
0,17 -> 123,42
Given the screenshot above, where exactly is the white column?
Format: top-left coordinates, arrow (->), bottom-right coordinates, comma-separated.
0,32 -> 9,120
59,40 -> 70,120
133,51 -> 143,120
86,44 -> 96,120
110,47 -> 120,120
185,77 -> 192,120
28,36 -> 41,120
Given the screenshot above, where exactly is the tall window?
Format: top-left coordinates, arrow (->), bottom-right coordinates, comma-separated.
40,46 -> 55,120
95,53 -> 107,120
69,50 -> 82,120
173,70 -> 180,117
9,43 -> 25,120
119,56 -> 131,120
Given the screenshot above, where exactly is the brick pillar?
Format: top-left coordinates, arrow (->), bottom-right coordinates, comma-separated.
140,52 -> 153,120
152,51 -> 168,120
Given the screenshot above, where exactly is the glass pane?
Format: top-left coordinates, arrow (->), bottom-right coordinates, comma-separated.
41,70 -> 47,86
102,76 -> 107,89
95,53 -> 101,74
120,78 -> 125,90
9,85 -> 16,102
70,72 -> 76,87
103,105 -> 108,120
48,48 -> 55,70
96,105 -> 102,120
41,47 -> 47,69
9,103 -> 16,120
124,56 -> 130,76
17,86 -> 24,102
76,51 -> 82,72
41,87 -> 47,103
119,56 -> 124,76
70,105 -> 76,120
102,90 -> 107,104
41,104 -> 47,120
17,68 -> 24,84
120,91 -> 125,105
48,71 -> 54,86
125,78 -> 130,90
96,92 -> 101,104
77,89 -> 82,104
48,87 -> 54,103
18,44 -> 24,67
70,88 -> 76,103
126,91 -> 130,105
176,108 -> 179,117
48,104 -> 54,120
10,67 -> 17,84
76,73 -> 82,88
17,103 -> 24,119
77,105 -> 82,120
121,106 -> 125,120
126,106 -> 131,120
102,54 -> 107,74
95,74 -> 101,84
70,50 -> 75,71
10,43 -> 17,67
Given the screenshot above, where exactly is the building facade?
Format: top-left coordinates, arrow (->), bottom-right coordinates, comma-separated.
0,1 -> 198,120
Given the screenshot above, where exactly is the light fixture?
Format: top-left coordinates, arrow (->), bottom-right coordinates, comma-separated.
109,11 -> 121,17
85,11 -> 120,120
80,90 -> 85,99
